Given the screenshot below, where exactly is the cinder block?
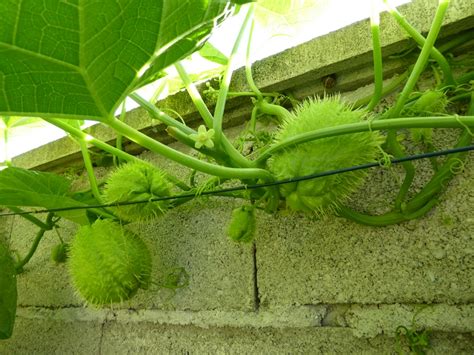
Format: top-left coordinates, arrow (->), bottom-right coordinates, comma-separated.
0,308 -> 103,354
11,216 -> 80,307
345,304 -> 474,338
100,320 -> 474,354
256,155 -> 474,306
8,198 -> 255,311
127,198 -> 256,311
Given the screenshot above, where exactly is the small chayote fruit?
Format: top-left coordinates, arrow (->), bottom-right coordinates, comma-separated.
268,96 -> 383,214
68,219 -> 151,306
103,162 -> 172,222
227,205 -> 256,243
51,243 -> 69,264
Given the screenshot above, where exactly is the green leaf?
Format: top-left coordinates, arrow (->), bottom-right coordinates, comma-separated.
132,1 -> 232,90
199,42 -> 229,65
0,167 -> 90,225
0,0 -> 233,121
0,243 -> 17,340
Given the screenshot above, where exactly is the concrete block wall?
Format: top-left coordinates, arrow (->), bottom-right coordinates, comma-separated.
1,137 -> 473,354
1,0 -> 474,353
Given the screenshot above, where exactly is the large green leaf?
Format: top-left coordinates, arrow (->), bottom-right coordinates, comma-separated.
0,167 -> 90,225
0,0 -> 232,121
0,243 -> 17,340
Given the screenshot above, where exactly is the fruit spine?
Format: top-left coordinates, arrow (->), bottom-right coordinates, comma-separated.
268,96 -> 383,213
103,162 -> 172,222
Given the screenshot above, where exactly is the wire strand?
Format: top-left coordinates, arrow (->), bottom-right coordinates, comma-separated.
1,144 -> 473,218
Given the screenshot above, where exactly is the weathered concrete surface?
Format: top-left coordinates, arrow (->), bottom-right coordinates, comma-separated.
128,199 -> 256,312
345,304 -> 474,338
100,321 -> 474,354
0,311 -> 103,354
8,199 -> 255,311
2,305 -> 473,354
11,217 -> 80,307
256,152 -> 474,306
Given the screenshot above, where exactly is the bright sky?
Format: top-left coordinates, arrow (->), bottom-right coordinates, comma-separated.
1,0 -> 411,164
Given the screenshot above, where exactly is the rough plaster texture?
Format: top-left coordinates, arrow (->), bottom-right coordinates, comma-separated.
1,1 -> 474,353
0,315 -> 102,354
101,323 -> 474,354
256,154 -> 474,306
4,199 -> 256,312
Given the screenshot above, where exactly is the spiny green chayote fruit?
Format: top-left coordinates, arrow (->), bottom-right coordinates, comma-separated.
68,219 -> 152,306
268,96 -> 383,214
409,90 -> 448,115
103,162 -> 172,222
406,90 -> 449,144
227,205 -> 256,243
51,243 -> 69,264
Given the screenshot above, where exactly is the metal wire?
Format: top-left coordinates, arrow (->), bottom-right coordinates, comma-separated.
1,144 -> 473,217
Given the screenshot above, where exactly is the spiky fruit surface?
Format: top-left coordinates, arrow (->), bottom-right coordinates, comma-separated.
103,162 -> 172,222
268,96 -> 383,213
51,243 -> 69,264
409,90 -> 448,115
68,219 -> 152,306
406,90 -> 448,144
227,205 -> 256,243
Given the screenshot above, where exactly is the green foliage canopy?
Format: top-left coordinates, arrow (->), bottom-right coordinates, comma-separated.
0,0 -> 232,121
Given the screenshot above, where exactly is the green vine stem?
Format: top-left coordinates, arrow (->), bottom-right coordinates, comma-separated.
42,117 -> 191,191
405,131 -> 472,212
130,92 -> 195,135
451,71 -> 474,86
338,198 -> 438,226
113,101 -> 127,167
367,0 -> 383,111
384,0 -> 450,208
383,0 -> 455,85
213,3 -> 255,147
15,213 -> 55,273
7,206 -> 51,230
253,112 -> 474,166
339,128 -> 472,226
104,115 -> 274,181
79,142 -> 101,202
174,62 -> 253,168
75,134 -> 102,203
388,0 -> 450,118
255,100 -> 293,122
387,131 -> 416,210
405,90 -> 474,211
174,62 -> 214,129
245,13 -> 263,100
338,91 -> 474,226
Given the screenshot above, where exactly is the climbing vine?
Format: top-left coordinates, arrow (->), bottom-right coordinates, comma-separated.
0,0 -> 473,339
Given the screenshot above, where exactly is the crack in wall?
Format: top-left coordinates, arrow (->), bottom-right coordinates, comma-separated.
252,243 -> 260,312
98,318 -> 106,355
